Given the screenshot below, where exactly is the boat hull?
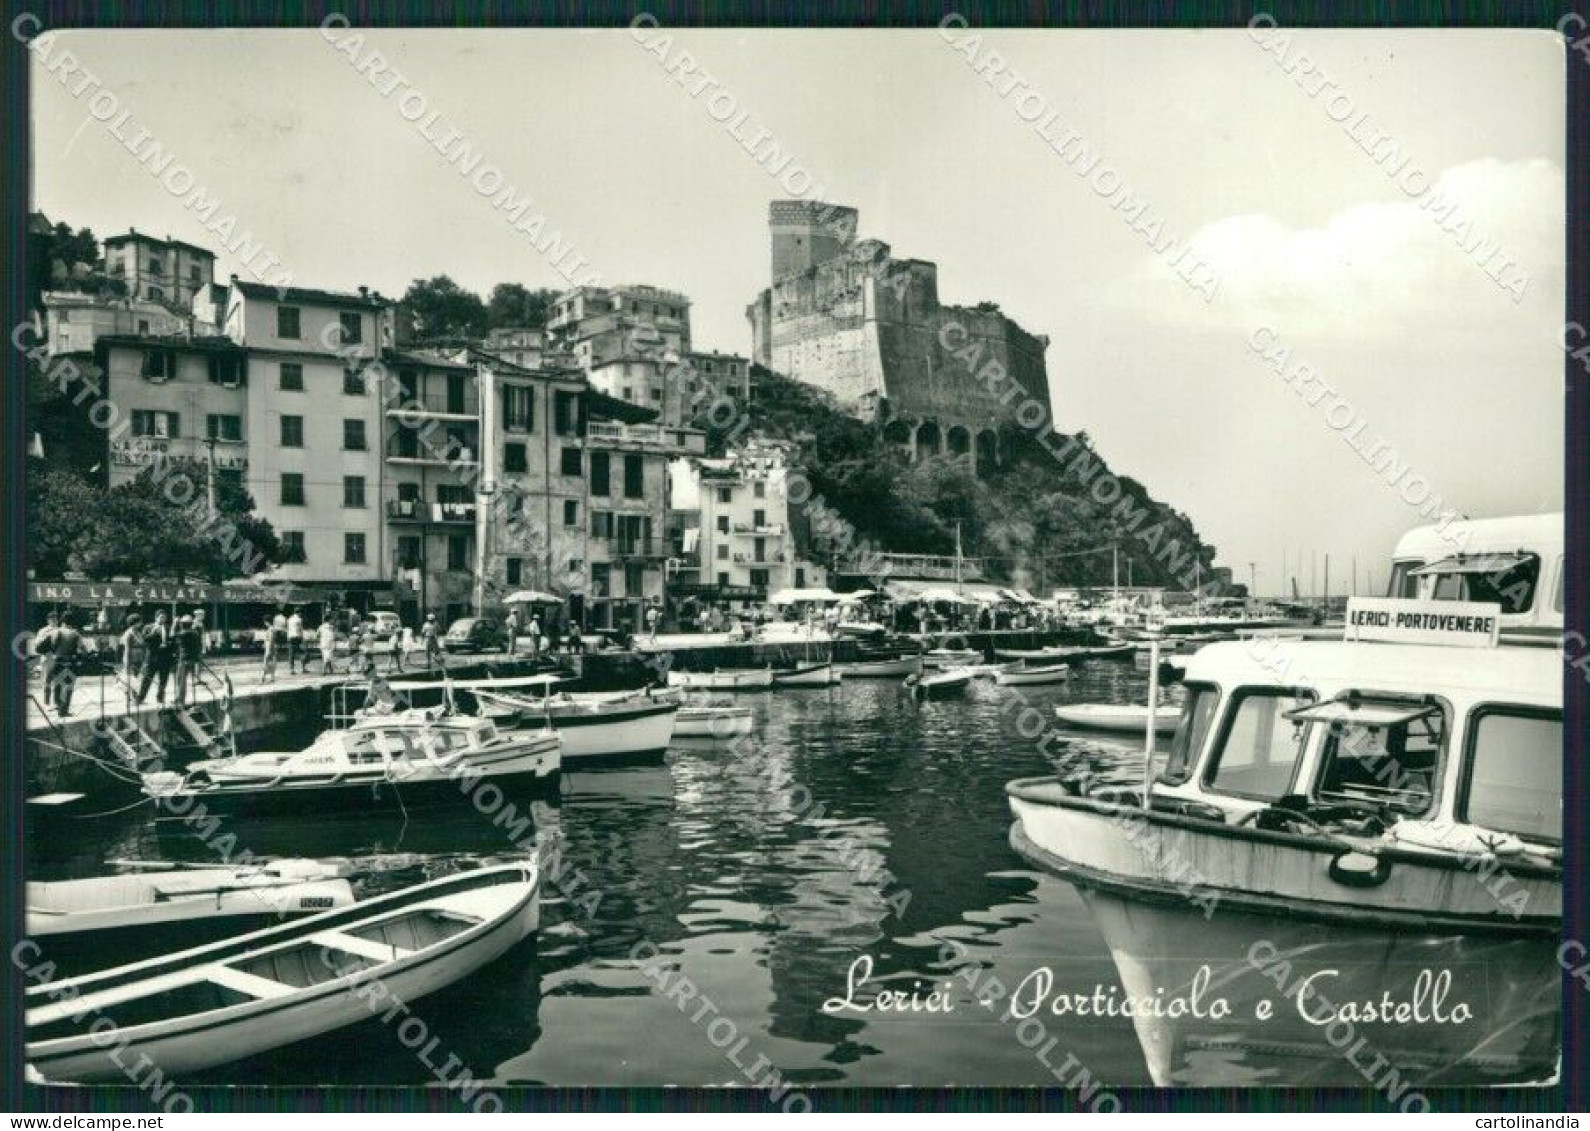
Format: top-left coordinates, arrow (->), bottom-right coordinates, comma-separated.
1008,814 -> 1560,1087
1053,705 -> 1179,735
839,656 -> 922,678
773,663 -> 842,687
674,708 -> 755,738
27,865 -> 540,1082
666,669 -> 774,691
547,702 -> 676,766
994,664 -> 1071,686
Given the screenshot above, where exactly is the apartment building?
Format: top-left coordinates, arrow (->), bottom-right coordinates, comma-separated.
102,229 -> 217,307
42,291 -> 195,356
668,439 -> 827,608
223,281 -> 395,603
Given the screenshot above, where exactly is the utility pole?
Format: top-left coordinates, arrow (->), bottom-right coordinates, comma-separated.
203,435 -> 218,520
1248,561 -> 1257,598
1324,553 -> 1330,605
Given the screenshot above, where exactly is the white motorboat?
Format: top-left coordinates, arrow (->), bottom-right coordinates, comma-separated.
140,710 -> 561,818
27,860 -> 356,944
474,687 -> 678,764
906,667 -> 975,698
773,662 -> 842,687
674,703 -> 756,738
991,645 -> 1072,661
1008,597 -> 1562,1086
922,648 -> 982,669
27,862 -> 540,1082
666,667 -> 775,691
993,662 -> 1072,687
1052,703 -> 1180,735
839,654 -> 923,678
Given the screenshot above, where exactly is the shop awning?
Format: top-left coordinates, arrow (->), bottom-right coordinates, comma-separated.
769,587 -> 843,605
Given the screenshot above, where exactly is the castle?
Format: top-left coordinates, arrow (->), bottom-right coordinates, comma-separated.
746,200 -> 1052,471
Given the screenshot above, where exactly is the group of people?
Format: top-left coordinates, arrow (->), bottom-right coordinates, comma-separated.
120,609 -> 210,708
260,609 -> 449,681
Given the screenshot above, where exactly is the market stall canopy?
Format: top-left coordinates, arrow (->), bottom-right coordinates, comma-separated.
839,590 -> 879,602
768,587 -> 843,605
503,590 -> 564,605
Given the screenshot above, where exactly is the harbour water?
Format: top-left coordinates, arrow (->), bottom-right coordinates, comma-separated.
30,664 -> 1175,1088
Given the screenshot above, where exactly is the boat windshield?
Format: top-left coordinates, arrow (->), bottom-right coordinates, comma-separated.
1159,683 -> 1217,786
1203,689 -> 1314,801
1301,697 -> 1444,816
1410,553 -> 1540,615
1461,707 -> 1561,844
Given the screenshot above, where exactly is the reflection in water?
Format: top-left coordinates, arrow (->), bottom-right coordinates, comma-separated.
37,663 -> 1526,1087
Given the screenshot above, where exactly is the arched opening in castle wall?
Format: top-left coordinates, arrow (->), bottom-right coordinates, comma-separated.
975,429 -> 999,476
883,419 -> 914,455
915,420 -> 942,461
946,425 -> 972,461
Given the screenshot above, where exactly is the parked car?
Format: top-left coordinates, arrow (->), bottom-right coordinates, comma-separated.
366,612 -> 402,642
442,617 -> 500,653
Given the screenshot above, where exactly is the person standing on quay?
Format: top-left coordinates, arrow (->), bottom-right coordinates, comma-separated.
49,612 -> 83,717
286,607 -> 305,674
34,612 -> 60,694
319,617 -> 339,676
528,613 -> 543,659
504,607 -> 521,659
422,614 -> 443,668
646,601 -> 661,645
262,615 -> 280,683
172,615 -> 202,707
119,614 -> 145,693
135,610 -> 172,706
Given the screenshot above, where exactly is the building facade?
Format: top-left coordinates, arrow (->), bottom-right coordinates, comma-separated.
747,200 -> 1052,471
669,439 -> 827,608
102,230 -> 217,308
42,291 -> 196,357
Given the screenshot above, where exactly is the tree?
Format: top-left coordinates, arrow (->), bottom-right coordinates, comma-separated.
486,283 -> 560,330
398,275 -> 488,340
27,220 -> 113,315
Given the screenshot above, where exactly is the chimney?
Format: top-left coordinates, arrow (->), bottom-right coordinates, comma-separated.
358,285 -> 369,299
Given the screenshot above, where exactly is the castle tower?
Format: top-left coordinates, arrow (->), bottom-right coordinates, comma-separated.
769,200 -> 859,281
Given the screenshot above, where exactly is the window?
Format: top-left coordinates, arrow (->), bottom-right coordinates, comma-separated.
141,350 -> 173,380
397,482 -> 421,503
1385,561 -> 1423,598
137,319 -> 150,334
207,355 -> 242,386
717,571 -> 730,587
1203,688 -> 1314,801
189,264 -> 200,282
277,305 -> 301,339
504,442 -> 528,473
280,473 -> 305,506
280,415 -> 304,447
1308,698 -> 1445,817
717,544 -> 729,560
754,538 -> 766,561
396,535 -> 421,570
149,287 -> 164,301
651,389 -> 662,402
564,500 -> 579,527
448,536 -> 468,571
561,447 -> 582,477
339,311 -> 363,345
132,410 -> 179,438
795,567 -> 806,587
554,390 -> 581,436
503,385 -> 535,431
753,508 -> 766,528
590,451 -> 610,496
206,414 -> 242,442
343,475 -> 366,508
280,531 -> 306,562
749,568 -> 770,588
717,515 -> 730,534
506,557 -> 523,586
446,373 -> 467,414
343,419 -> 367,451
1160,684 -> 1219,786
344,532 -> 366,564
623,454 -> 644,499
343,368 -> 366,395
1423,554 -> 1542,616
754,481 -> 765,498
280,362 -> 304,391
717,487 -> 732,504
1461,707 -> 1560,843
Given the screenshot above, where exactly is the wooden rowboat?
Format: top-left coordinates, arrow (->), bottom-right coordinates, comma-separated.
839,654 -> 922,678
674,704 -> 756,738
773,662 -> 842,687
906,668 -> 975,698
1052,703 -> 1180,734
993,662 -> 1072,686
922,648 -> 982,669
26,862 -> 540,1082
666,668 -> 775,691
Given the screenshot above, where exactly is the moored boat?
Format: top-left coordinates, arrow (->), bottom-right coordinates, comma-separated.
906,667 -> 975,698
1052,703 -> 1180,734
993,662 -> 1072,686
674,703 -> 756,738
839,654 -> 923,678
922,648 -> 982,669
666,667 -> 775,691
773,661 -> 842,687
140,711 -> 561,817
26,862 -> 540,1082
1007,597 -> 1563,1086
474,687 -> 678,765
26,860 -> 357,951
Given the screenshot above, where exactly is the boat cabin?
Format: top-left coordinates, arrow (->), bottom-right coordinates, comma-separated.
1149,604 -> 1560,856
1386,512 -> 1562,635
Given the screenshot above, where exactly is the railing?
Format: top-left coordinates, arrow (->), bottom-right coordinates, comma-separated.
733,552 -> 787,565
832,553 -> 986,581
387,499 -> 476,523
386,441 -> 479,465
604,537 -> 662,559
387,394 -> 478,417
732,523 -> 786,535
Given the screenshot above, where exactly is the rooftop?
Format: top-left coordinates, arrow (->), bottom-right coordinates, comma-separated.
104,230 -> 217,258
232,279 -> 388,310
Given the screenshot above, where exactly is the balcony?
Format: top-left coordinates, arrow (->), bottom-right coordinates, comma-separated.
387,499 -> 476,524
585,421 -> 706,453
386,395 -> 478,421
732,552 -> 787,565
603,537 -> 665,560
386,440 -> 480,467
731,523 -> 786,536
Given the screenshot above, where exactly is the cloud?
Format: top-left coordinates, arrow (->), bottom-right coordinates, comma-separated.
1125,158 -> 1563,337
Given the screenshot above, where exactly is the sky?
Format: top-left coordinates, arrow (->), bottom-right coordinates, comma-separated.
30,27 -> 1565,596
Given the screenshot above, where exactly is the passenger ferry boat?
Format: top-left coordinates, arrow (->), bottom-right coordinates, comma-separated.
141,710 -> 561,817
1007,596 -> 1561,1086
1386,512 -> 1562,638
